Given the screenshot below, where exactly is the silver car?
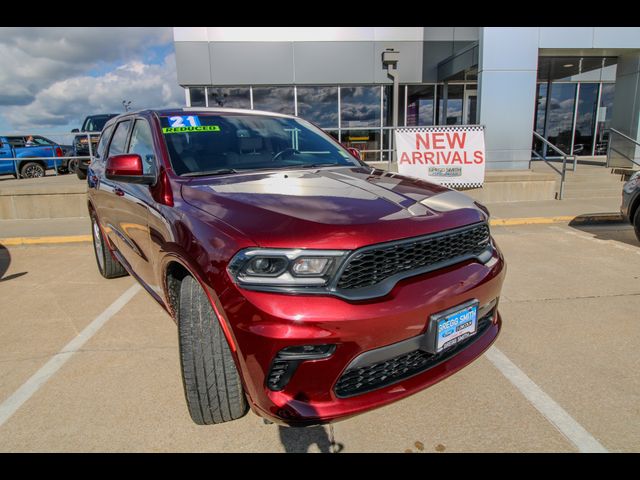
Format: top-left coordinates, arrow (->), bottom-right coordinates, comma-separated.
621,171 -> 640,241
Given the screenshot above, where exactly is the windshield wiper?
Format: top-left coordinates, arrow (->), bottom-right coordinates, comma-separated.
295,163 -> 343,169
182,168 -> 238,177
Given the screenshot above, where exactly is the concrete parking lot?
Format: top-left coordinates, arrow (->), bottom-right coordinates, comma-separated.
0,221 -> 638,452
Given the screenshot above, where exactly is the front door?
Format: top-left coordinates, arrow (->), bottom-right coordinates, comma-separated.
464,89 -> 477,125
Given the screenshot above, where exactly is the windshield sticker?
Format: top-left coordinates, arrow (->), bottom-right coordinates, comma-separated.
162,125 -> 221,134
169,116 -> 201,127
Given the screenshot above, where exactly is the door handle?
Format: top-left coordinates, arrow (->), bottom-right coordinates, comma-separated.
114,187 -> 125,197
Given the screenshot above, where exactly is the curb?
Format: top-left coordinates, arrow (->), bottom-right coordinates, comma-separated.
0,214 -> 628,246
0,235 -> 92,246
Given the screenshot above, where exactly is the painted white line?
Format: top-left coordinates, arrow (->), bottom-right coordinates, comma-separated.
550,225 -> 640,256
0,283 -> 141,428
485,346 -> 608,453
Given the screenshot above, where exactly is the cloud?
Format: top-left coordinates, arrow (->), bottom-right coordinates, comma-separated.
0,28 -> 173,107
3,53 -> 183,130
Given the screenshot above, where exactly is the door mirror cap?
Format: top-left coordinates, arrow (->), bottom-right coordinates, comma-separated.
71,128 -> 80,133
346,147 -> 362,160
105,154 -> 155,185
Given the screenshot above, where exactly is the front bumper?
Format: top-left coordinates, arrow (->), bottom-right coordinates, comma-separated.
219,243 -> 506,425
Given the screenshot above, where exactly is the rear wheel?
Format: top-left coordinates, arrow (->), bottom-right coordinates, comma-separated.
91,214 -> 127,279
68,158 -> 79,174
633,206 -> 640,242
20,161 -> 45,178
178,275 -> 248,425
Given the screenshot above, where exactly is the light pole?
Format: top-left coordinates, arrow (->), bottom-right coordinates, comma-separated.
382,49 -> 400,170
122,100 -> 132,112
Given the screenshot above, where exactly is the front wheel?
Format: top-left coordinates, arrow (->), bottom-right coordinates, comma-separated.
178,275 -> 248,425
20,161 -> 45,178
68,158 -> 79,174
91,214 -> 128,279
633,207 -> 640,242
76,167 -> 87,180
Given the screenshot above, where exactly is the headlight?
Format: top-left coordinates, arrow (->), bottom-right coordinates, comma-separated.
227,248 -> 348,289
624,171 -> 640,194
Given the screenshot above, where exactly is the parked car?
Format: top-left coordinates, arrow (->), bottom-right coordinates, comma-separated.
621,170 -> 640,241
71,113 -> 118,179
0,135 -> 65,178
87,108 -> 506,426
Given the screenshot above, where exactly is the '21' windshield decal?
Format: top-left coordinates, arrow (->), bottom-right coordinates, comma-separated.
169,116 -> 201,127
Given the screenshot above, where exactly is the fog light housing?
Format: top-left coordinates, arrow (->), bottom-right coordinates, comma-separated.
267,344 -> 336,391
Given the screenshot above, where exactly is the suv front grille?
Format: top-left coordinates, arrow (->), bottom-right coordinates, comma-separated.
334,314 -> 493,398
336,223 -> 490,290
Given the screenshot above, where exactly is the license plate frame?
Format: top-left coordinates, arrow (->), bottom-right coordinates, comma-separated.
424,300 -> 479,354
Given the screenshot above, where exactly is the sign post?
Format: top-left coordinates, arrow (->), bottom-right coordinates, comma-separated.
394,126 -> 486,188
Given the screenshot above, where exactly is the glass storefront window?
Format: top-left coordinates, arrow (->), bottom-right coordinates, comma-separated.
383,85 -> 405,127
437,84 -> 464,125
296,86 -> 339,128
189,87 -> 206,107
207,87 -> 250,109
340,129 -> 380,162
533,83 -> 548,154
545,83 -> 577,154
341,86 -> 381,128
252,87 -> 295,115
595,83 -> 615,155
406,85 -> 435,126
573,83 -> 599,156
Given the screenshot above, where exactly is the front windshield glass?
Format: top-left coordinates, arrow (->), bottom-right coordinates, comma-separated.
159,114 -> 361,176
83,115 -> 116,132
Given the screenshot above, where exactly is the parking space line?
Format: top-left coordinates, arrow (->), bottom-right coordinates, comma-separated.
0,284 -> 141,428
550,225 -> 640,256
485,346 -> 608,453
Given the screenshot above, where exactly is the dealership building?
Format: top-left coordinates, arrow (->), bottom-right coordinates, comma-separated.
172,27 -> 640,200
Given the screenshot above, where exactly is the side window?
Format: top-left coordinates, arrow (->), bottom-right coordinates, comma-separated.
127,120 -> 156,175
107,120 -> 131,157
96,125 -> 114,159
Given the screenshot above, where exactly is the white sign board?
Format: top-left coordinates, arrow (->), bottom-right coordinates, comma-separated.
395,126 -> 486,188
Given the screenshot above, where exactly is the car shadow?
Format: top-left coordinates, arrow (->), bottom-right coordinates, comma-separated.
278,424 -> 343,453
0,243 -> 28,282
568,221 -> 639,248
276,393 -> 345,453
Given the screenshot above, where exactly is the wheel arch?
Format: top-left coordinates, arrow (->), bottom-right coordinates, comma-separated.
163,255 -> 238,354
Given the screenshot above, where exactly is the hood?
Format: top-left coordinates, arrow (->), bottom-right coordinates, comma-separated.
181,166 -> 486,250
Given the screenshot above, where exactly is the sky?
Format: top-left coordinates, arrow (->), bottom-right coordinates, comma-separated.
0,27 -> 184,143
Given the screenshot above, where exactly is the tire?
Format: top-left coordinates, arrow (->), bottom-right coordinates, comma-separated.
633,206 -> 640,242
178,275 -> 248,425
91,214 -> 128,279
20,161 -> 45,178
68,158 -> 79,174
76,167 -> 87,180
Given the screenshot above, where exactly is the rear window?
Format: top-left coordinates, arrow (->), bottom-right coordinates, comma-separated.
159,114 -> 359,176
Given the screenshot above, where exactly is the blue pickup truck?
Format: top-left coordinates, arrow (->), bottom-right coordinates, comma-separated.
0,135 -> 66,178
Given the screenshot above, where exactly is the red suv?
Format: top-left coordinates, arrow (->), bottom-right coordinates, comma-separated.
87,108 -> 506,426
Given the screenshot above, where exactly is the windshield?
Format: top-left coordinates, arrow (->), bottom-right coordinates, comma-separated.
83,115 -> 117,132
159,114 -> 361,176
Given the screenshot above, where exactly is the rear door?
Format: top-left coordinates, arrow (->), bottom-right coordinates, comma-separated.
0,138 -> 16,175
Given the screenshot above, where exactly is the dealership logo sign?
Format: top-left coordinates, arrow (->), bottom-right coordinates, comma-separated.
395,126 -> 486,188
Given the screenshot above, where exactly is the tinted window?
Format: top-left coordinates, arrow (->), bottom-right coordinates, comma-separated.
296,86 -> 338,128
252,87 -> 295,115
207,88 -> 250,109
160,114 -> 360,176
107,120 -> 132,157
83,115 -> 117,132
189,87 -> 206,107
96,124 -> 115,159
128,120 -> 156,174
33,136 -> 54,146
341,87 -> 381,128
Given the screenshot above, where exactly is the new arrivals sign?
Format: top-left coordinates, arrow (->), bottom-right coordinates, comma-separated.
395,126 -> 486,188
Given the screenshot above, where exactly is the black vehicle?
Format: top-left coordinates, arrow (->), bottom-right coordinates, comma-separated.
72,114 -> 118,179
621,170 -> 640,241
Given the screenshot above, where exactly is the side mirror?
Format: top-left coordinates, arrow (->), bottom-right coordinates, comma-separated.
346,147 -> 362,161
71,128 -> 80,133
105,154 -> 155,185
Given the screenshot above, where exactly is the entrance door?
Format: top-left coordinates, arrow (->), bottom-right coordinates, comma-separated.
464,89 -> 477,125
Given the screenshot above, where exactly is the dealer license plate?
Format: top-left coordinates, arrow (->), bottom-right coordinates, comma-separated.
435,303 -> 478,352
